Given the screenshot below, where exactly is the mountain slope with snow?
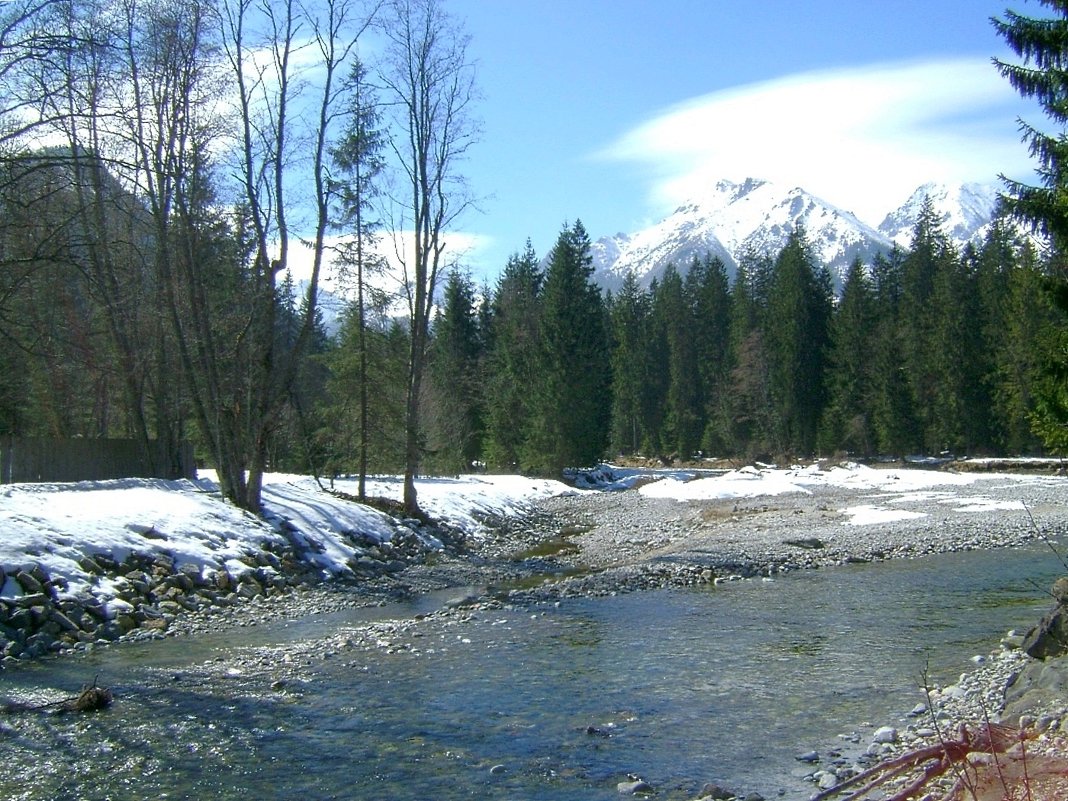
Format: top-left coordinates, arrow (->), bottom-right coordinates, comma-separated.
877,182 -> 1001,249
591,178 -> 1018,293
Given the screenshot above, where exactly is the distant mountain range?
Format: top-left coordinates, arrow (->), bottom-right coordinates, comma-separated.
589,178 -> 1008,293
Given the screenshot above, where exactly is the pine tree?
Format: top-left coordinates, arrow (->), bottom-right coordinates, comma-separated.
534,221 -> 612,472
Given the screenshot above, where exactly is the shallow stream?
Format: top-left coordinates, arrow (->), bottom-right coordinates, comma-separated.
1,543 -> 1064,800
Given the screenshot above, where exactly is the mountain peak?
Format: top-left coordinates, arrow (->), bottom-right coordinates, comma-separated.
877,182 -> 1000,248
591,178 -> 1007,295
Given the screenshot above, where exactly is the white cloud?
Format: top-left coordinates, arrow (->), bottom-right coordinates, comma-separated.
602,57 -> 1033,223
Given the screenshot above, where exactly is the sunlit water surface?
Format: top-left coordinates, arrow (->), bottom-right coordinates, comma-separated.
1,544 -> 1063,801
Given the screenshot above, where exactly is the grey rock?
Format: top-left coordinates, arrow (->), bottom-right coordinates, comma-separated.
1022,605 -> 1068,659
14,570 -> 43,595
699,783 -> 734,800
1003,653 -> 1068,723
872,726 -> 897,744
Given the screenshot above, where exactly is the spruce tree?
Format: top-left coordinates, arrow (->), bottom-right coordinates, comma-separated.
724,252 -> 776,457
764,227 -> 832,455
926,241 -> 971,452
642,277 -> 672,455
483,242 -> 542,470
331,56 -> 386,498
534,221 -> 611,472
318,313 -> 408,478
685,254 -> 732,453
993,3 -> 1068,248
608,270 -> 653,455
652,265 -> 702,458
994,241 -> 1055,452
976,224 -> 1042,452
869,248 -> 917,455
899,197 -> 959,452
428,269 -> 485,473
994,3 -> 1068,450
819,257 -> 877,455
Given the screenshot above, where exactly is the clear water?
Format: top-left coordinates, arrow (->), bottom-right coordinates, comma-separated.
1,544 -> 1063,801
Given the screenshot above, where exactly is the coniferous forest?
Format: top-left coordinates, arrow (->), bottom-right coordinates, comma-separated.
2,0 -> 1068,506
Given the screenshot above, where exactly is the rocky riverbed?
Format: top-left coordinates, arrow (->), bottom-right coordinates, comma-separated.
6,464 -> 1068,799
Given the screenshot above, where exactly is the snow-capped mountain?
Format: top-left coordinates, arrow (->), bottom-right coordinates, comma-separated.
590,178 -> 1010,294
877,182 -> 1000,249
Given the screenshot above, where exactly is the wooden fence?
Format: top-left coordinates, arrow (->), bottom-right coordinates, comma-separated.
0,437 -> 196,484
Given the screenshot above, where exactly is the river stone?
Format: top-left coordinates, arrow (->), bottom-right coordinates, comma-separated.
698,783 -> 734,800
872,726 -> 897,744
14,570 -> 44,595
617,779 -> 653,795
50,610 -> 80,633
1052,576 -> 1068,604
815,770 -> 838,791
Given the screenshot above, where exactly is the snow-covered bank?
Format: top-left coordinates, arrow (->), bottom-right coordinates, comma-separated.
0,472 -> 572,602
0,471 -> 573,664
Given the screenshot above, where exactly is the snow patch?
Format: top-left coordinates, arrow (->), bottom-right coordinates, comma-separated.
842,505 -> 928,526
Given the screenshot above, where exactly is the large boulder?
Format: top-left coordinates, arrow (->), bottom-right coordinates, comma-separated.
1002,652 -> 1068,724
1023,576 -> 1068,659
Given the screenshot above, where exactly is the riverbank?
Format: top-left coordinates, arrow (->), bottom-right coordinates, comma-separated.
4,463 -> 1068,799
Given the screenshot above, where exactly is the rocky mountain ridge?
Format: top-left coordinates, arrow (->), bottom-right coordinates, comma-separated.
590,178 -> 1006,293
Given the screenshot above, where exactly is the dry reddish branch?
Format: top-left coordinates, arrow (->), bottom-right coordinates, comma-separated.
809,722 -> 1059,801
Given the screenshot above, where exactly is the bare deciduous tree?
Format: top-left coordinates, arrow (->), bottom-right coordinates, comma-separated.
198,0 -> 377,510
376,0 -> 478,515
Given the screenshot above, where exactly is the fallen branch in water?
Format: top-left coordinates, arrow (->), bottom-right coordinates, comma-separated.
1,678 -> 112,714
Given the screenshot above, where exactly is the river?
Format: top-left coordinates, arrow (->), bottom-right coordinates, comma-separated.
1,542 -> 1063,801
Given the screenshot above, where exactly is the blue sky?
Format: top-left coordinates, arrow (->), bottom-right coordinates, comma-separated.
440,0 -> 1042,282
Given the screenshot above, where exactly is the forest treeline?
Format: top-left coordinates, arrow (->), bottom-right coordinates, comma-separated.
1,142 -> 1062,479
409,207 -> 1056,475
